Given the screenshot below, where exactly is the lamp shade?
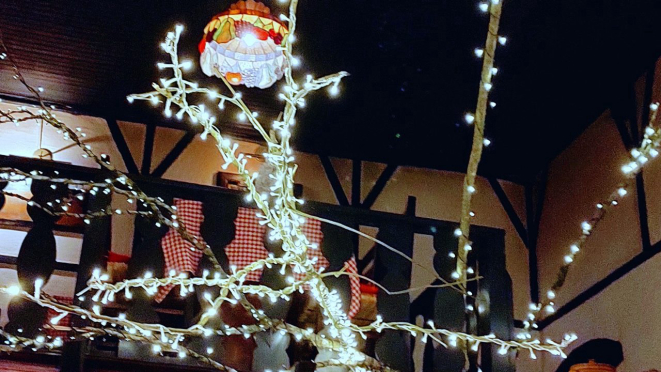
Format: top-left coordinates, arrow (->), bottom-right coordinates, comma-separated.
199,0 -> 289,89
570,360 -> 616,372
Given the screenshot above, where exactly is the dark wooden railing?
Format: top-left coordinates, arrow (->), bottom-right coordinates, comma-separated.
0,155 -> 515,372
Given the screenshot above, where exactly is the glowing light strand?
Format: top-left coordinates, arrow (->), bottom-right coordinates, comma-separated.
523,103 -> 661,331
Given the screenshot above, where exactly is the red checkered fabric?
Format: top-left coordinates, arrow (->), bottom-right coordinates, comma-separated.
293,217 -> 329,281
45,295 -> 72,340
225,207 -> 270,282
156,198 -> 206,302
225,208 -> 361,318
345,256 -> 361,319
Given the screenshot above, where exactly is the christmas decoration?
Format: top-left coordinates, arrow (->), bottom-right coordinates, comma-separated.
0,0 -> 585,370
199,0 -> 289,88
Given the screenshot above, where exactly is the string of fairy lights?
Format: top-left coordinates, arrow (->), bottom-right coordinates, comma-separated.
0,0 -> 578,370
520,103 -> 661,335
455,0 -> 505,298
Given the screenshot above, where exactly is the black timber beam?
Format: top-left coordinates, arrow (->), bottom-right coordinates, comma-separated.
106,118 -> 139,175
141,123 -> 156,175
352,159 -> 361,206
635,173 -> 650,250
525,169 -> 547,305
538,239 -> 661,330
319,155 -> 349,206
613,117 -> 634,151
151,131 -> 196,178
612,81 -> 652,252
0,254 -> 78,272
637,62 -> 656,251
488,177 -> 528,248
362,164 -> 398,209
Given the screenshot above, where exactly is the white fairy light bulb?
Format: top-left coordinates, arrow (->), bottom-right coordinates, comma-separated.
329,84 -> 340,97
152,344 -> 162,354
467,185 -> 476,194
451,271 -> 460,279
478,2 -> 489,12
454,228 -> 462,237
570,244 -> 580,254
465,113 -> 475,124
180,60 -> 193,70
617,187 -> 627,197
474,48 -> 484,58
547,290 -> 556,299
484,82 -> 493,91
34,278 -> 44,298
564,255 -> 573,264
291,57 -> 301,67
206,307 -> 218,317
498,36 -> 507,45
7,285 -> 20,297
581,221 -> 592,231
50,312 -> 68,325
483,138 -> 491,146
621,164 -> 633,174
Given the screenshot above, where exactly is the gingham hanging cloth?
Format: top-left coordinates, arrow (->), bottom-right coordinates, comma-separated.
225,207 -> 361,318
155,198 -> 207,302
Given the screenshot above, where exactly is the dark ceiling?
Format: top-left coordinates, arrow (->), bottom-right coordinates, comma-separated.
1,0 -> 660,183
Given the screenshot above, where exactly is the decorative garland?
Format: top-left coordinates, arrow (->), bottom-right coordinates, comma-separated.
522,103 -> 661,334
0,0 -> 575,370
